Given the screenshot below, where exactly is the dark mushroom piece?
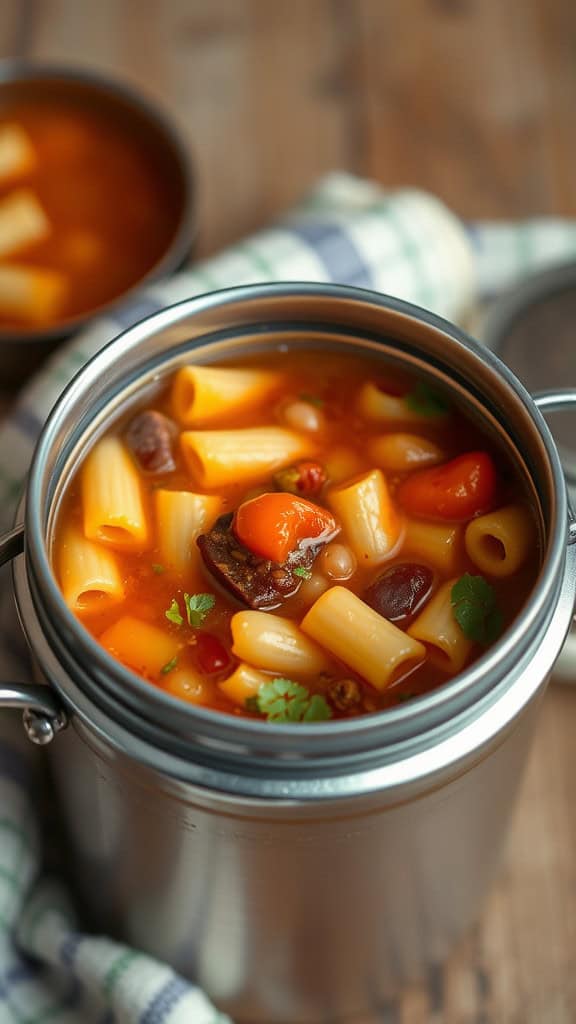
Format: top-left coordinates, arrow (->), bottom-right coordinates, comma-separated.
198,512 -> 328,611
125,410 -> 177,474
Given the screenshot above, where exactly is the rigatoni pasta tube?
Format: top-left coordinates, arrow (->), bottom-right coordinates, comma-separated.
357,382 -> 444,425
301,586 -> 426,691
0,188 -> 50,258
219,663 -> 271,707
82,436 -> 149,551
408,580 -> 472,674
181,427 -> 313,489
327,469 -> 401,566
368,433 -> 444,472
0,265 -> 67,324
403,518 -> 462,574
155,489 -> 223,574
99,616 -> 180,678
231,611 -> 331,677
57,526 -> 124,613
465,504 -> 535,578
0,124 -> 36,183
172,365 -> 283,426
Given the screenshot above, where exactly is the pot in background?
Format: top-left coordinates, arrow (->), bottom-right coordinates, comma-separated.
0,60 -> 195,387
1,284 -> 576,1023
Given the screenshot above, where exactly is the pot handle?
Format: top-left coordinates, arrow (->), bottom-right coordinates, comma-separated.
533,390 -> 576,682
0,524 -> 67,745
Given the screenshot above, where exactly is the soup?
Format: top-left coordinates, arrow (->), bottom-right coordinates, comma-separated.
0,94 -> 182,329
53,348 -> 540,722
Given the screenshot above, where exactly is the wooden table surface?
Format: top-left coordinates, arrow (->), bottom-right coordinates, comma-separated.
2,2 -> 576,1021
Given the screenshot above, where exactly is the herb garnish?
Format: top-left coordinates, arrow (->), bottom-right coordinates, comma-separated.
184,592 -> 216,627
293,566 -> 312,580
246,677 -> 332,723
165,598 -> 184,626
152,563 -> 165,575
405,381 -> 449,417
451,574 -> 503,645
161,656 -> 178,675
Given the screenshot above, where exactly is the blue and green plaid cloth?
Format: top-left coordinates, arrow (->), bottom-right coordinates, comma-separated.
1,172 -> 576,1023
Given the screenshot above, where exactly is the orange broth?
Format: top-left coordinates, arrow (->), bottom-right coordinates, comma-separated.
53,349 -> 541,720
0,96 -> 182,329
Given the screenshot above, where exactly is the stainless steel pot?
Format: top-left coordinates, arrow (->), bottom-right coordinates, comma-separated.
1,284 -> 576,1024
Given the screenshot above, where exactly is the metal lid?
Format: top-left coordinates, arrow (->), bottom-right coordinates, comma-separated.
484,261 -> 576,483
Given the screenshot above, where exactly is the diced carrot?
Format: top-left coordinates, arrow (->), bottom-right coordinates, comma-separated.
233,492 -> 338,563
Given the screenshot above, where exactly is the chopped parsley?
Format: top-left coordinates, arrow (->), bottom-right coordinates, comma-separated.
405,381 -> 449,417
246,677 -> 332,723
152,563 -> 165,575
165,598 -> 183,626
161,656 -> 178,675
293,566 -> 312,580
184,592 -> 215,627
451,574 -> 503,646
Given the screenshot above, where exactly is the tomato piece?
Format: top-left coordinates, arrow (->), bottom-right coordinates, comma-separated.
195,632 -> 230,675
397,452 -> 497,521
233,492 -> 338,563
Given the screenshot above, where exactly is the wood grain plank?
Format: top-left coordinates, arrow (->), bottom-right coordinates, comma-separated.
352,0 -> 558,217
28,0 -> 353,257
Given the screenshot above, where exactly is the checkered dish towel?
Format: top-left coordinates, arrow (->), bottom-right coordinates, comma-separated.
1,172 -> 576,1024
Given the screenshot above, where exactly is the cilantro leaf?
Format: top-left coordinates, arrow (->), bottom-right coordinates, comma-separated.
405,381 -> 449,417
161,656 -> 178,675
252,677 -> 332,723
293,566 -> 312,580
165,598 -> 183,626
451,573 -> 503,646
152,563 -> 165,575
184,592 -> 215,627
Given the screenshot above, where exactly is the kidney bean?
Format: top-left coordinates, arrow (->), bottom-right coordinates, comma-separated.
195,633 -> 231,675
364,563 -> 433,623
125,410 -> 176,474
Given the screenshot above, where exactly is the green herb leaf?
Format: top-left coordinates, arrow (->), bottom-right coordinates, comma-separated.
299,393 -> 324,408
293,566 -> 312,580
405,381 -> 450,417
451,573 -> 503,646
253,677 -> 332,723
152,563 -> 165,575
165,598 -> 183,626
184,592 -> 216,627
161,656 -> 178,675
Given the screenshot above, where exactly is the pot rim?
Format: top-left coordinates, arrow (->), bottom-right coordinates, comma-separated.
21,283 -> 573,764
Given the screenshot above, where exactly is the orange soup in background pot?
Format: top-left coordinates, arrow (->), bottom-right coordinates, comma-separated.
2,283 -> 576,1023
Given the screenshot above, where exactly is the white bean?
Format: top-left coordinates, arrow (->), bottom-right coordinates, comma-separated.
281,400 -> 325,433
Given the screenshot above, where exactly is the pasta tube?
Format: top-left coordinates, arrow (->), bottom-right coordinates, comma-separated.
231,611 -> 331,677
155,489 -> 223,574
465,504 -> 535,578
301,586 -> 425,691
219,663 -> 270,708
408,580 -> 473,674
100,616 -> 180,678
327,469 -> 402,566
57,526 -> 124,613
357,382 -> 441,425
403,518 -> 462,574
172,365 -> 283,426
368,433 -> 444,472
0,124 -> 36,183
82,436 -> 149,551
0,188 -> 50,258
0,265 -> 67,324
181,427 -> 313,489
